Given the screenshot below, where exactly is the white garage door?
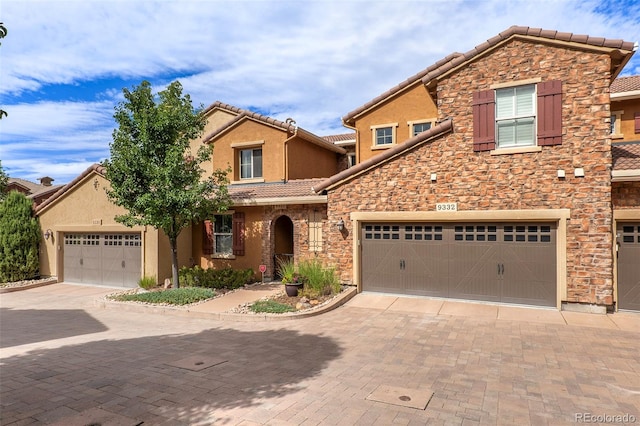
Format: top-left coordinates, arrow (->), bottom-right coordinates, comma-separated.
64,233 -> 141,287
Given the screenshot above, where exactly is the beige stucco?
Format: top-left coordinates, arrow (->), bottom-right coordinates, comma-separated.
37,170 -> 193,285
610,97 -> 640,141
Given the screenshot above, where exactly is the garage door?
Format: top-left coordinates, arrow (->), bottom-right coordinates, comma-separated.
64,233 -> 141,287
617,223 -> 640,311
361,223 -> 556,306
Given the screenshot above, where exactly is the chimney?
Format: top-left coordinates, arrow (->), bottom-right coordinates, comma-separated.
38,176 -> 54,187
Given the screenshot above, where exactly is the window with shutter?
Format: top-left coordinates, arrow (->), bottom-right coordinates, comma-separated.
635,112 -> 640,134
537,80 -> 562,146
496,85 -> 536,148
472,90 -> 496,152
232,212 -> 245,256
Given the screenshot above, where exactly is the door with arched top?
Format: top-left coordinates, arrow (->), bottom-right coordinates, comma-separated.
274,215 -> 294,279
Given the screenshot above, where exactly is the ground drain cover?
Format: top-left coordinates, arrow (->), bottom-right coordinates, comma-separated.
366,385 -> 433,410
166,355 -> 227,371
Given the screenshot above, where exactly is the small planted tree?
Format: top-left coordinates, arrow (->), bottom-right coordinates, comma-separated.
0,191 -> 41,283
104,80 -> 230,288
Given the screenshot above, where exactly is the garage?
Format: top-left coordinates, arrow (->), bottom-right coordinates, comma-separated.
64,233 -> 141,287
361,222 -> 556,307
617,223 -> 640,311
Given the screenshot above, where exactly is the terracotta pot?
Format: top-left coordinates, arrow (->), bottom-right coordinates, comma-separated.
285,283 -> 303,297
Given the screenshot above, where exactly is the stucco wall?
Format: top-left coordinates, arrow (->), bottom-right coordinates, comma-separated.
286,138 -> 339,180
610,97 -> 640,141
323,39 -> 615,306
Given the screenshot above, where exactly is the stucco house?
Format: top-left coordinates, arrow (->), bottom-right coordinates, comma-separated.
7,176 -> 63,207
312,26 -> 639,312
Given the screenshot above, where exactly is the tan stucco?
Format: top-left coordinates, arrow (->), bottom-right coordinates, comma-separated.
611,97 -> 640,141
38,171 -> 193,285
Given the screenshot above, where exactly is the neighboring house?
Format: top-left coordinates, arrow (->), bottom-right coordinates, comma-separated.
192,101 -> 347,280
7,176 -> 63,206
313,26 -> 639,312
36,165 -> 191,287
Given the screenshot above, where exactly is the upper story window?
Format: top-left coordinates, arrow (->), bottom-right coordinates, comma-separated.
370,123 -> 398,149
473,79 -> 562,153
240,148 -> 262,179
610,111 -> 623,139
495,84 -> 536,148
412,122 -> 432,137
347,153 -> 356,168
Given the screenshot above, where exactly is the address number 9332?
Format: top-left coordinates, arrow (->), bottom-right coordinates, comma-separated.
436,203 -> 458,212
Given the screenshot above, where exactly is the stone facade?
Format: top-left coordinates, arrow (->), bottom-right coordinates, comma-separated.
321,39 -> 617,306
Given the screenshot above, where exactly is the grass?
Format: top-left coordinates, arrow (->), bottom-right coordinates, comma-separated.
250,300 -> 296,313
110,287 -> 216,305
138,275 -> 157,290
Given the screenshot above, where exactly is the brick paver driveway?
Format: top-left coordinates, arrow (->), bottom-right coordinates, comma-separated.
1,284 -> 639,425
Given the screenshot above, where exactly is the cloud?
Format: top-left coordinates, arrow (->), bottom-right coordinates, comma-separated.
1,0 -> 639,183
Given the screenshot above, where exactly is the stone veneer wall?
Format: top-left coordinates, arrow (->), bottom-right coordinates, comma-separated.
323,39 -> 615,305
612,182 -> 640,209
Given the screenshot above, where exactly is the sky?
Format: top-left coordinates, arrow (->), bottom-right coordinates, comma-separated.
1,0 -> 639,184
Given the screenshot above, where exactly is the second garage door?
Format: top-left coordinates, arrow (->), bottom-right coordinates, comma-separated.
617,223 -> 640,311
361,223 -> 556,307
64,233 -> 141,287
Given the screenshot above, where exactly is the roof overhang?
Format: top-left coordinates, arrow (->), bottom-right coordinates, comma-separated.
611,90 -> 640,101
232,195 -> 327,206
612,169 -> 640,182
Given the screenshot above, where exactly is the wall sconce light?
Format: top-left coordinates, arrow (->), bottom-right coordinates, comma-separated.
44,229 -> 53,240
336,218 -> 345,232
93,179 -> 100,190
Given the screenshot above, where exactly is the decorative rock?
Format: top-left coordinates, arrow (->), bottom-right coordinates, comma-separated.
296,302 -> 311,310
309,299 -> 320,306
300,297 -> 309,303
164,278 -> 172,289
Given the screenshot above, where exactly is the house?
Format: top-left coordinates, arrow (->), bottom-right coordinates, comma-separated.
36,164 -> 191,287
191,101 -> 349,280
313,26 -> 639,312
7,176 -> 63,206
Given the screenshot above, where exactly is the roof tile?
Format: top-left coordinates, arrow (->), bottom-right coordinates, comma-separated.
611,75 -> 640,93
612,141 -> 640,171
228,179 -> 325,203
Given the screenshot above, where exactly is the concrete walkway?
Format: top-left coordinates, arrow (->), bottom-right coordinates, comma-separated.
1,283 -> 639,425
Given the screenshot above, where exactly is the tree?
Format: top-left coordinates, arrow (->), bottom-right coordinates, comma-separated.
0,160 -> 8,200
0,191 -> 41,283
104,80 -> 230,288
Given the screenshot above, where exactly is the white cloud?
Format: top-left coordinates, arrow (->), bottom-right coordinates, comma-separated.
1,0 -> 639,183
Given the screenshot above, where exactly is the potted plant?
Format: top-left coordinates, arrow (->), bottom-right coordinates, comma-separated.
278,258 -> 304,297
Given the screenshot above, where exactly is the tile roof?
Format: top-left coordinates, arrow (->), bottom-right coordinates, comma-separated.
313,118 -> 454,193
7,177 -> 64,199
36,164 -> 106,214
228,179 -> 327,205
343,25 -> 636,125
611,75 -> 640,93
202,102 -> 345,154
322,133 -> 356,144
612,141 -> 640,171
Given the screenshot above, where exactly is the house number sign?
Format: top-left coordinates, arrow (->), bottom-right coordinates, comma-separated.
436,203 -> 457,212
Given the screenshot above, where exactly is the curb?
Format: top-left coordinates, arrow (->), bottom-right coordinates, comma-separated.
96,286 -> 358,321
0,278 -> 59,293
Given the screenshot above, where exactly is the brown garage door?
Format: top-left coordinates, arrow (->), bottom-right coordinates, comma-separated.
617,223 -> 640,311
64,233 -> 141,287
361,223 -> 556,307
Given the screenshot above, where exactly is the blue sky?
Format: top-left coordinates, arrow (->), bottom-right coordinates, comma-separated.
1,0 -> 639,184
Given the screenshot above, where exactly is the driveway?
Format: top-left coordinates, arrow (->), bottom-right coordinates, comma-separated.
1,284 -> 639,425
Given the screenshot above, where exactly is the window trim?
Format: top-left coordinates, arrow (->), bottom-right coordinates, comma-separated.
408,119 -> 436,137
238,147 -> 263,180
610,110 -> 624,139
370,123 -> 398,149
494,83 -> 537,149
212,213 -> 235,259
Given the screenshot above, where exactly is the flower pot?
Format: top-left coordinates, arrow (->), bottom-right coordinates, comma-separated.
285,283 -> 303,297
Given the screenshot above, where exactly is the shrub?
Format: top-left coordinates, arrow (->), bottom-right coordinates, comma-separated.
277,257 -> 298,284
110,287 -> 215,305
250,300 -> 296,313
178,266 -> 253,290
298,259 -> 340,299
0,192 -> 41,283
138,276 -> 157,290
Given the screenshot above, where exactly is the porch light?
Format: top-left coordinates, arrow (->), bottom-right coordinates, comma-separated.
336,218 -> 345,231
44,229 -> 53,240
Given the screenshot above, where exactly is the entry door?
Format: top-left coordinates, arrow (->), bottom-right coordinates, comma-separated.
617,223 -> 640,311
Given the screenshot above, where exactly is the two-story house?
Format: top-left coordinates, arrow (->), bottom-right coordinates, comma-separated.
190,101 -> 347,280
313,26 -> 638,312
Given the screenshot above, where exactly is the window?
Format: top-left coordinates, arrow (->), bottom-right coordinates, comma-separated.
375,127 -> 393,145
610,111 -> 623,138
347,153 -> 356,168
370,123 -> 398,148
496,84 -> 536,148
473,80 -> 562,152
411,122 -> 432,137
213,214 -> 233,255
240,148 -> 262,179
308,211 -> 323,252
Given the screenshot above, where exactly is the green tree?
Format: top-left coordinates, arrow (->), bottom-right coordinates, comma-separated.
104,80 -> 230,288
0,191 -> 41,283
0,160 -> 8,200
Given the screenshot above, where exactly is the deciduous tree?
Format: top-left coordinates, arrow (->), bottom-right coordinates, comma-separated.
104,80 -> 229,288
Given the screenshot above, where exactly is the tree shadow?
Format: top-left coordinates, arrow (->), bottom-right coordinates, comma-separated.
0,307 -> 109,348
1,326 -> 342,425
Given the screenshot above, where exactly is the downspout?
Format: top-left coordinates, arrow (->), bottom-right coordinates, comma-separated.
283,120 -> 299,182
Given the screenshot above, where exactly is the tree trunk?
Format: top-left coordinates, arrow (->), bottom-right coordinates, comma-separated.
170,239 -> 180,288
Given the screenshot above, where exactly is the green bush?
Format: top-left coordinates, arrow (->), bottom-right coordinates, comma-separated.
0,191 -> 41,283
250,300 -> 296,313
111,287 -> 215,305
277,258 -> 300,284
138,276 -> 157,290
298,259 -> 340,299
178,266 -> 253,290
